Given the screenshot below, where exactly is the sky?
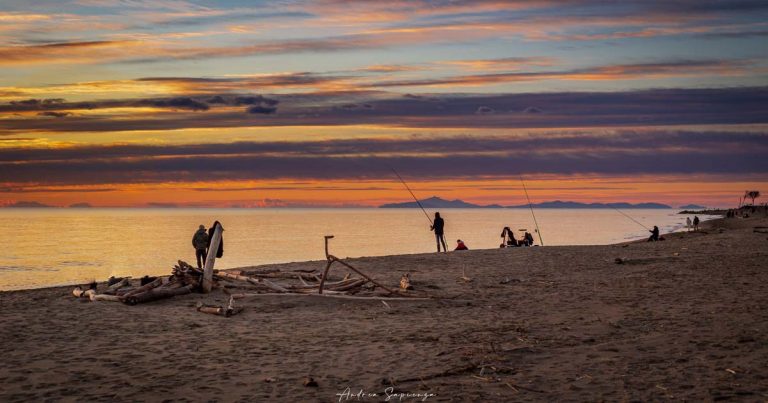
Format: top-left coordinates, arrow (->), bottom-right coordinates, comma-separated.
0,0 -> 767,208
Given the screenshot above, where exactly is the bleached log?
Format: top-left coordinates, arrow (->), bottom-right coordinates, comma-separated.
90,294 -> 122,302
202,223 -> 223,293
121,277 -> 163,299
106,278 -> 131,293
230,293 -> 433,301
124,284 -> 193,305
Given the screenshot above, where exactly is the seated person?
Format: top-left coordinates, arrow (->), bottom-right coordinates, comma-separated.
455,239 -> 468,250
523,232 -> 534,246
500,226 -> 518,247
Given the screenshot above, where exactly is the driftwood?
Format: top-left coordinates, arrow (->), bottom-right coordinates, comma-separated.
195,297 -> 243,317
202,223 -> 223,293
105,278 -> 131,294
230,293 -> 434,301
121,277 -> 164,299
124,285 -> 193,305
90,294 -> 122,302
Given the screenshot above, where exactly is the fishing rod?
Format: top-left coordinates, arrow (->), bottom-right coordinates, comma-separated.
609,205 -> 650,231
519,175 -> 544,246
390,167 -> 433,226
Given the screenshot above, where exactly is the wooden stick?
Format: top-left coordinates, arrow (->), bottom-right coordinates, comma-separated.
230,293 -> 433,301
328,278 -> 367,291
330,256 -> 395,294
90,294 -> 122,302
317,260 -> 333,294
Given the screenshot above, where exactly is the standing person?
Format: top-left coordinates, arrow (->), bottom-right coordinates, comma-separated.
192,224 -> 209,269
693,216 -> 700,231
647,225 -> 660,242
686,217 -> 692,232
430,212 -> 447,253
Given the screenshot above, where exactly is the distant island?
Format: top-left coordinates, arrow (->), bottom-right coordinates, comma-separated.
678,204 -> 706,210
68,202 -> 92,208
379,196 -> 672,209
379,196 -> 503,209
4,201 -> 54,208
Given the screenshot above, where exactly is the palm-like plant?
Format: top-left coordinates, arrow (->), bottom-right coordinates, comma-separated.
744,190 -> 760,206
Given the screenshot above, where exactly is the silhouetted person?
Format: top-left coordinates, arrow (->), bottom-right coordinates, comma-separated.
647,225 -> 659,242
693,216 -> 700,231
430,212 -> 447,252
455,239 -> 468,251
500,226 -> 518,247
208,220 -> 224,258
192,224 -> 209,268
524,231 -> 534,246
686,217 -> 692,232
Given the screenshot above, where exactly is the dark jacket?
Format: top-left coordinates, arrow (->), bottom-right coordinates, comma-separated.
432,217 -> 445,235
192,229 -> 209,250
208,221 -> 224,258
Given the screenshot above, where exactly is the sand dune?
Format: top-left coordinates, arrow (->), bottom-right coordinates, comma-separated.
1,215 -> 767,402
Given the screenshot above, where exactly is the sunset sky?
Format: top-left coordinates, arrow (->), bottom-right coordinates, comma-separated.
1,0 -> 766,208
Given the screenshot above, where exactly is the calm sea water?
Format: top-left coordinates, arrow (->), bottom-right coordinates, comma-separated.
1,208 -> 713,291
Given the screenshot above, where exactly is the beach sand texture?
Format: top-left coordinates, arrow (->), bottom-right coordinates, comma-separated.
1,215 -> 767,402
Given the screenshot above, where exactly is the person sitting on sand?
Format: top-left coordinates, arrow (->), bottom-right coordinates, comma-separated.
500,226 -> 518,247
693,216 -> 700,231
192,224 -> 209,269
648,225 -> 660,242
455,239 -> 468,251
523,232 -> 534,246
430,212 -> 447,253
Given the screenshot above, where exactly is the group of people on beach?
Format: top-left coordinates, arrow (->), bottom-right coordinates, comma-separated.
685,216 -> 701,232
427,211 -> 536,253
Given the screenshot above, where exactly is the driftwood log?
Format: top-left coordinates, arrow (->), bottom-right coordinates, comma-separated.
124,285 -> 193,305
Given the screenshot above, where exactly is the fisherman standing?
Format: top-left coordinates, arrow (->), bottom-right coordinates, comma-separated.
192,224 -> 209,269
430,212 -> 447,252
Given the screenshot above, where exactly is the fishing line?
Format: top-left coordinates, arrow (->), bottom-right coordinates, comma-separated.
519,175 -> 544,246
609,206 -> 650,231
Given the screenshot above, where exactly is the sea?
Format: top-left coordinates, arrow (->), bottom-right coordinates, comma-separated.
1,208 -> 716,291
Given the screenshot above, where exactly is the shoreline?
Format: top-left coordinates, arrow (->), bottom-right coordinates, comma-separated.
2,214 -> 766,401
0,213 -> 725,294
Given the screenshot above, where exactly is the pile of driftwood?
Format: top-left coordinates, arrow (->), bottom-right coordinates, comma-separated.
72,261 -> 204,305
72,233 -> 432,312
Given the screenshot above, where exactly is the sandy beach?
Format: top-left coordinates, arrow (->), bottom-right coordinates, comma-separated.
1,214 -> 767,402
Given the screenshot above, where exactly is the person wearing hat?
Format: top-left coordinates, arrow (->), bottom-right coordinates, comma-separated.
192,224 -> 210,269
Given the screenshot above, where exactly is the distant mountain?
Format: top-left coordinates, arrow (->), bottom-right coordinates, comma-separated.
4,201 -> 54,208
69,202 -> 92,208
678,204 -> 705,209
379,196 -> 502,209
507,200 -> 672,209
379,197 -> 672,209
146,202 -> 178,208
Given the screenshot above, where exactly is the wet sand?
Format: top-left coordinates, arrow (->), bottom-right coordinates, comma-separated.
1,215 -> 767,402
